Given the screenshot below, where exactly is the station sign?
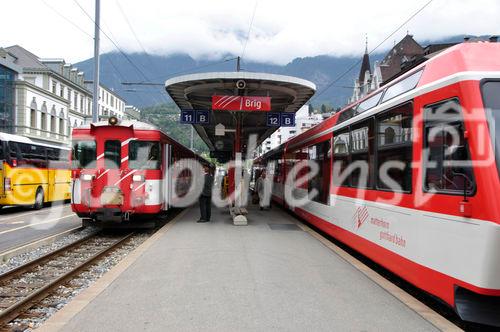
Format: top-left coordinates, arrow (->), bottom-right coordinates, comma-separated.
212,95 -> 271,111
195,110 -> 209,125
281,113 -> 295,127
266,112 -> 296,127
180,109 -> 210,125
267,113 -> 281,127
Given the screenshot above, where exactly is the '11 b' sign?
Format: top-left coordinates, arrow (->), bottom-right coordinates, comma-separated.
267,112 -> 295,127
180,110 -> 209,125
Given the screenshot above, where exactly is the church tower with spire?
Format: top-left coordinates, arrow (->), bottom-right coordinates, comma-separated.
349,35 -> 382,103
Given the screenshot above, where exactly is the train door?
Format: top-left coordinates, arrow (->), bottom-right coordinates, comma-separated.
163,144 -> 172,209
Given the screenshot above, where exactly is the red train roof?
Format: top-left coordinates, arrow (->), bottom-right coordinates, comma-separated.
265,41 -> 500,156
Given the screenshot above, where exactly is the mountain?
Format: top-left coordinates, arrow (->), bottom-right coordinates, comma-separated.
75,52 -> 384,109
74,35 -> 475,109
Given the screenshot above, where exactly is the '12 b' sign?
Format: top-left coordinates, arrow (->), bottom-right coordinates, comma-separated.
267,112 -> 295,127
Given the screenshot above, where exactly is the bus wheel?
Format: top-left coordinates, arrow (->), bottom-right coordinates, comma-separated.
34,187 -> 44,210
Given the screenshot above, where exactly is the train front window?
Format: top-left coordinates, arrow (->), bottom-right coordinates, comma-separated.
72,141 -> 96,169
129,141 -> 160,170
483,81 -> 500,179
104,140 -> 121,169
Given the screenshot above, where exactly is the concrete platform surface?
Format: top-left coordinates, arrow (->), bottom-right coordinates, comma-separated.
56,204 -> 439,331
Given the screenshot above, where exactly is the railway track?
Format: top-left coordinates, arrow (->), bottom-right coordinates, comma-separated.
0,232 -> 134,328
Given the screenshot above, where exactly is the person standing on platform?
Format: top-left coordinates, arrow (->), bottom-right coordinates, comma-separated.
198,165 -> 214,223
255,171 -> 270,210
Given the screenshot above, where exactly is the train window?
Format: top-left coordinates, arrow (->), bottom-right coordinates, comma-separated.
482,80 -> 500,179
104,140 -> 121,169
333,130 -> 350,187
376,103 -> 413,192
308,140 -> 331,204
423,99 -> 476,195
336,107 -> 356,126
356,91 -> 383,114
129,141 -> 160,170
382,70 -> 423,103
72,140 -> 96,169
350,119 -> 374,188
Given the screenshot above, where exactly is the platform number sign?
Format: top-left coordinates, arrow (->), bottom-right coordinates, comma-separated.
196,110 -> 209,125
180,110 -> 210,125
281,113 -> 295,127
180,110 -> 195,124
267,113 -> 281,127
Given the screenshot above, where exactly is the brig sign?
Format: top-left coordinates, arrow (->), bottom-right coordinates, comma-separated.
212,95 -> 271,111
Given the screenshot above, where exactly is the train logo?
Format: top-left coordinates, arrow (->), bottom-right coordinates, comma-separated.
353,206 -> 369,231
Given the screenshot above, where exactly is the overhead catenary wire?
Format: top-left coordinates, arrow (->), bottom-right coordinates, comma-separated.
311,0 -> 434,103
241,0 -> 258,65
40,0 -> 152,108
72,0 -> 168,105
72,0 -> 151,83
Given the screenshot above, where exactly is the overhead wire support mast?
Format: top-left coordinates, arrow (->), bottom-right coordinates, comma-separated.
92,0 -> 100,123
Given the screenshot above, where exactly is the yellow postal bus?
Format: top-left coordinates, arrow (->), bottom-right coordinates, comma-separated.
0,133 -> 71,209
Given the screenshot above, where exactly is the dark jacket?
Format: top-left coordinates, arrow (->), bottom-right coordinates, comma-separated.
201,173 -> 214,197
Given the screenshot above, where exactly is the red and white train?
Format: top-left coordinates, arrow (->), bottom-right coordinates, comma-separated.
71,119 -> 212,226
256,41 -> 500,326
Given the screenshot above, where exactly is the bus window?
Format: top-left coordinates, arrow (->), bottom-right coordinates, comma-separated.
48,147 -> 70,169
0,141 -> 4,160
72,141 -> 96,169
129,141 -> 160,169
104,140 -> 121,169
19,143 -> 47,168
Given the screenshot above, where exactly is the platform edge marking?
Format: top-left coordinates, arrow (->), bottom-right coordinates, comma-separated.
294,220 -> 463,332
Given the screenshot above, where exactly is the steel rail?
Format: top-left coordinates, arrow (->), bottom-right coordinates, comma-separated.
0,232 -> 134,326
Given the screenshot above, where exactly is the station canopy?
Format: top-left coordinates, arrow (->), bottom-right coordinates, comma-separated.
165,72 -> 316,160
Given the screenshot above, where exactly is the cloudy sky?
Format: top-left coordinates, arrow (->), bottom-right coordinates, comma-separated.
2,0 -> 499,65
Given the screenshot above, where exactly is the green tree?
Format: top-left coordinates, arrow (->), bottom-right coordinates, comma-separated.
140,103 -> 209,154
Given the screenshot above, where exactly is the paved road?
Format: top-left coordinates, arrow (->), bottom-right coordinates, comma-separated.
0,203 -> 80,254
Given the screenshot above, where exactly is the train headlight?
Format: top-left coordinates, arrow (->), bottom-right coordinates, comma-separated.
81,174 -> 94,181
132,174 -> 145,182
108,116 -> 119,126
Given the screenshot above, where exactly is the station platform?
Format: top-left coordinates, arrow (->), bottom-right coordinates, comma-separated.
41,204 -> 442,331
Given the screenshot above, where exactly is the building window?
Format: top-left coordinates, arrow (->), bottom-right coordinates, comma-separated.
59,118 -> 64,135
41,113 -> 47,131
74,93 -> 78,110
376,102 -> 413,192
30,108 -> 37,128
423,98 -> 475,195
67,89 -> 71,101
51,115 -> 56,133
60,86 -> 65,98
52,81 -> 57,94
